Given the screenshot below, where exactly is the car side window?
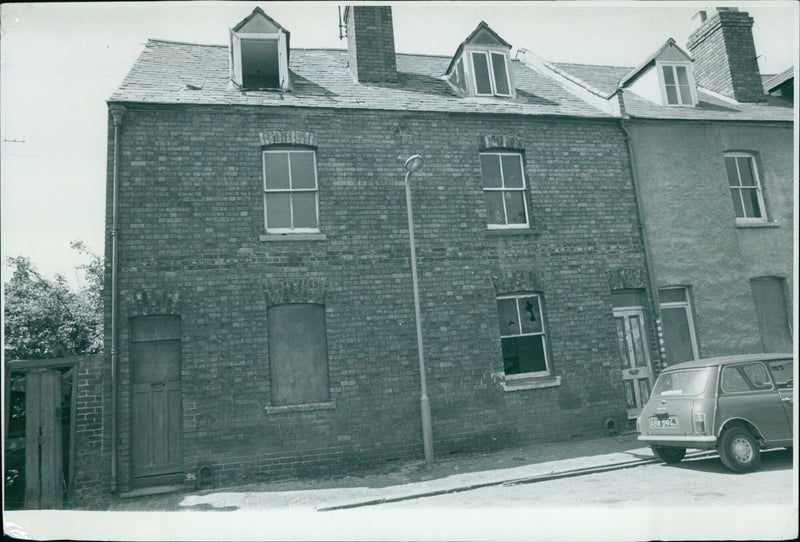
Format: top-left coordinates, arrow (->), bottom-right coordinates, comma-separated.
721,363 -> 773,393
767,359 -> 794,388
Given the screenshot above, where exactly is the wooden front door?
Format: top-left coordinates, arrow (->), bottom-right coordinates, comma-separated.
130,315 -> 183,486
613,308 -> 653,419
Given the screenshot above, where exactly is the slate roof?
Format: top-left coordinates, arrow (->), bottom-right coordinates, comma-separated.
109,40 -> 612,118
552,62 -> 793,122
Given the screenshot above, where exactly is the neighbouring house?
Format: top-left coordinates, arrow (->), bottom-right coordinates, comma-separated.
75,5 -> 793,504
524,6 -> 794,368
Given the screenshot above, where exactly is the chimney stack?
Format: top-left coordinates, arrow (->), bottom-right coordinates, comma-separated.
687,7 -> 766,102
344,6 -> 398,83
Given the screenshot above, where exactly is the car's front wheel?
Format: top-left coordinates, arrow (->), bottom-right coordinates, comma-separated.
718,427 -> 761,473
650,445 -> 686,464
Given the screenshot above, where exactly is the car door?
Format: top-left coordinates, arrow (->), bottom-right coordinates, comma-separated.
717,361 -> 792,445
766,358 -> 794,436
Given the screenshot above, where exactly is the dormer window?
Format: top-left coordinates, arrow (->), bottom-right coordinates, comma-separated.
471,51 -> 511,96
620,39 -> 698,107
658,62 -> 697,106
229,8 -> 291,91
445,22 -> 515,99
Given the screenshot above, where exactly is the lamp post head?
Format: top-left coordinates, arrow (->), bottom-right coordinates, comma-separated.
404,154 -> 424,173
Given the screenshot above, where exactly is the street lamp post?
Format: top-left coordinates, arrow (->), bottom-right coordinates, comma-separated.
403,154 -> 434,464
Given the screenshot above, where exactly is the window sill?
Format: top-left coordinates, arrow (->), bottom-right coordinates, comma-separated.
502,375 -> 561,391
264,401 -> 335,414
486,228 -> 538,237
734,221 -> 779,229
260,233 -> 327,242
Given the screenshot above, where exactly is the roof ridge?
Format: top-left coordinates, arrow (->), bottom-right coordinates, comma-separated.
144,39 -> 454,60
147,38 -> 227,48
554,61 -> 635,70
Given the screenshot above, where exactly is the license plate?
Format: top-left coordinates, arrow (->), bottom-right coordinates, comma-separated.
649,417 -> 678,428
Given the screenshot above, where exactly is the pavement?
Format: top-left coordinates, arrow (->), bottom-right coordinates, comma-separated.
104,431 -> 708,512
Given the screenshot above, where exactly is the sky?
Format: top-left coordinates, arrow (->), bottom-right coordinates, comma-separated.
1,1 -> 797,285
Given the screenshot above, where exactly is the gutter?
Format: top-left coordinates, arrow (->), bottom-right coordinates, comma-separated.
108,105 -> 127,493
618,109 -> 667,370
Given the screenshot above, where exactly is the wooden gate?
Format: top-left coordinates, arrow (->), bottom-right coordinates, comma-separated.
4,358 -> 78,510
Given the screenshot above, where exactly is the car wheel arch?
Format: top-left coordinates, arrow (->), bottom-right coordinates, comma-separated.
718,418 -> 762,442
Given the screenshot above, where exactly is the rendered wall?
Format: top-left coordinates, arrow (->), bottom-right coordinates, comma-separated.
628,120 -> 794,357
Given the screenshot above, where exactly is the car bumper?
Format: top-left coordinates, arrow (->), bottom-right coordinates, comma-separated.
638,434 -> 718,449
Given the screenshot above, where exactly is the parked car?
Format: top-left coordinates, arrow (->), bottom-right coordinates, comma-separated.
637,353 -> 793,473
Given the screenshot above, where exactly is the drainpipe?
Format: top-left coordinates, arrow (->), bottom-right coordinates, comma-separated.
619,115 -> 667,371
108,104 -> 127,493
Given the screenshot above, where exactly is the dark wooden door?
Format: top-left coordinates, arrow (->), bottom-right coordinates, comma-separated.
130,316 -> 183,486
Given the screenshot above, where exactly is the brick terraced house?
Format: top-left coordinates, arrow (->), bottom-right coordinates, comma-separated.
70,5 -> 792,503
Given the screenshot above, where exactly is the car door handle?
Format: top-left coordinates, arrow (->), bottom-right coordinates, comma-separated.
781,397 -> 792,402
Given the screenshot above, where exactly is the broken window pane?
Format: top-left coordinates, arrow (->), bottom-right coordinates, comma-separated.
497,294 -> 550,377
518,297 -> 542,334
502,335 -> 546,375
497,297 -> 519,336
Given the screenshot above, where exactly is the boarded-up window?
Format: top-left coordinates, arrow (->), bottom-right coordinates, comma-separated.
750,277 -> 792,352
659,287 -> 698,364
268,304 -> 330,406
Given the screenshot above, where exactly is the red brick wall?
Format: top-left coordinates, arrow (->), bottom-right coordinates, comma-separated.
100,104 -> 648,493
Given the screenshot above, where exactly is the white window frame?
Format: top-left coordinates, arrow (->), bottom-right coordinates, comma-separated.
480,151 -> 530,229
469,50 -> 512,98
231,31 -> 289,90
263,149 -> 320,233
656,61 -> 697,106
724,152 -> 767,223
497,293 -> 551,379
659,287 -> 699,361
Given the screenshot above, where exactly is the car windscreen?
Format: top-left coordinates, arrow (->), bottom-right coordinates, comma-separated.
651,368 -> 712,397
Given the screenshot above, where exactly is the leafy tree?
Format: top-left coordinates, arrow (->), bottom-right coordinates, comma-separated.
3,242 -> 103,360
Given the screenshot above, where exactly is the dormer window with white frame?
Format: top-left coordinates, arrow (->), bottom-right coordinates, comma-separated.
470,50 -> 512,97
657,61 -> 697,106
446,22 -> 515,99
621,39 -> 698,108
229,8 -> 291,91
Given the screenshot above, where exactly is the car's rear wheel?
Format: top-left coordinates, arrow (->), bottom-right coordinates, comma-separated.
719,427 -> 760,473
650,445 -> 686,464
